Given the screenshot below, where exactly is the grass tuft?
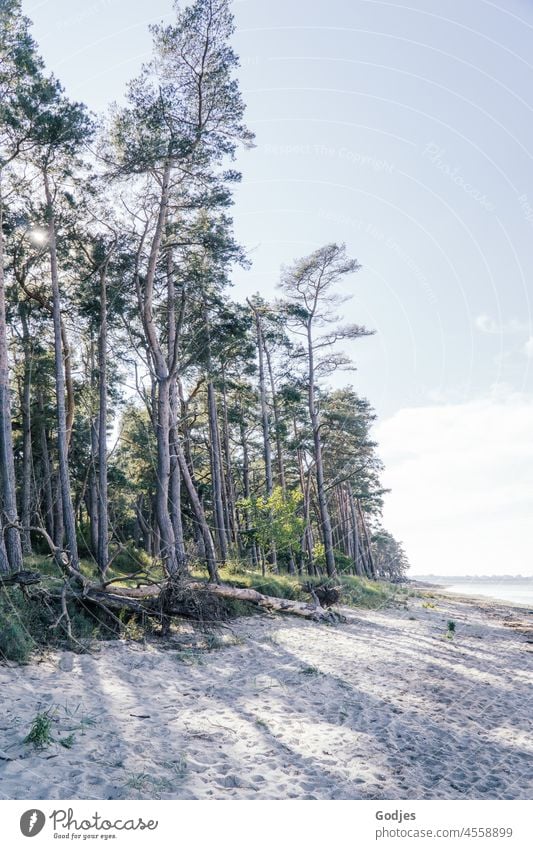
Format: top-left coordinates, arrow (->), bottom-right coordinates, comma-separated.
24,709 -> 55,749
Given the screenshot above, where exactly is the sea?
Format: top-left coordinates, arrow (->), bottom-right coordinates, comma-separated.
428,581 -> 533,608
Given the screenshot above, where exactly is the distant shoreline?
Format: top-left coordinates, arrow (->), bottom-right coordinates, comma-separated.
411,580 -> 533,612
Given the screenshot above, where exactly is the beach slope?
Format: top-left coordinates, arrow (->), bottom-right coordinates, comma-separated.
1,593 -> 531,800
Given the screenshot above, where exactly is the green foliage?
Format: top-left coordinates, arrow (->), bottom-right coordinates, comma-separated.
0,581 -> 121,664
299,665 -> 321,676
24,709 -> 54,749
447,620 -> 456,636
111,543 -> 152,575
239,486 -> 304,557
0,613 -> 35,662
334,574 -> 399,610
311,546 -> 356,576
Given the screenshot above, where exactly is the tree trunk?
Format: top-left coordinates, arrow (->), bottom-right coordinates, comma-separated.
58,578 -> 338,622
307,323 -> 336,577
249,302 -> 277,570
165,246 -> 182,567
264,343 -> 286,492
88,339 -> 99,558
155,377 -> 180,577
357,499 -> 376,579
43,170 -> 79,570
37,391 -> 54,541
19,305 -> 33,556
169,386 -> 187,569
175,441 -> 219,582
97,263 -> 109,575
177,377 -> 207,564
294,418 -> 314,575
207,380 -> 228,564
239,417 -> 258,568
61,321 -> 74,450
348,489 -> 364,577
220,364 -> 239,550
253,308 -> 273,496
0,174 -> 23,571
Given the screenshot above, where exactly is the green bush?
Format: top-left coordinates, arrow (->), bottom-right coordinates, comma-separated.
0,584 -> 121,664
111,543 -> 151,574
0,615 -> 36,662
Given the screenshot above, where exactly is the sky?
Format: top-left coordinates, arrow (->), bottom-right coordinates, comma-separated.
21,0 -> 533,576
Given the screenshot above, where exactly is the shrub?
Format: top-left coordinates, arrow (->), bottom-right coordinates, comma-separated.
111,543 -> 151,574
0,615 -> 35,663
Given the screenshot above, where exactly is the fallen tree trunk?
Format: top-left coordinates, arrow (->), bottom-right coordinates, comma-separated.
78,580 -> 337,622
22,571 -> 339,623
186,581 -> 336,621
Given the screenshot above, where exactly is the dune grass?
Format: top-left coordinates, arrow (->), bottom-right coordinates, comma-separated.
196,563 -> 404,611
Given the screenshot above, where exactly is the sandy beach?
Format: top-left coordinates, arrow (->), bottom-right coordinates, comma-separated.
1,591 -> 532,801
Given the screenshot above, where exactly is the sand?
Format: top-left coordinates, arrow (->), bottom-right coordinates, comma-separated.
1,591 -> 532,800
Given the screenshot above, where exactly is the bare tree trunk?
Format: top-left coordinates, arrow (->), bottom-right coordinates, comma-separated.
264,344 -> 286,492
348,489 -> 364,577
176,378 -> 206,562
175,441 -> 219,582
0,523 -> 9,574
239,417 -> 258,568
53,471 -> 64,551
248,302 -> 277,570
44,170 -> 79,570
155,377 -> 180,576
97,263 -> 109,576
251,305 -> 273,497
307,323 -> 336,577
88,339 -> 99,557
358,499 -> 376,579
169,386 -> 187,568
61,321 -> 74,450
207,380 -> 228,564
294,417 -> 314,575
19,305 -> 33,555
0,174 -> 23,571
37,391 -> 54,541
166,250 -> 187,573
264,343 -> 296,573
220,364 -> 239,550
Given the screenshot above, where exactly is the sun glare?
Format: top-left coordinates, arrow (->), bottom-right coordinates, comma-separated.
28,227 -> 48,246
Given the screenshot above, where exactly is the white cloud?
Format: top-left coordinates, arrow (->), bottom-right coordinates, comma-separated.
524,336 -> 533,358
375,392 -> 533,576
475,313 -> 499,333
474,314 -> 530,335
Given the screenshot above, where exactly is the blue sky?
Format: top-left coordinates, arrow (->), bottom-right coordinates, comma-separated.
22,0 -> 533,575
